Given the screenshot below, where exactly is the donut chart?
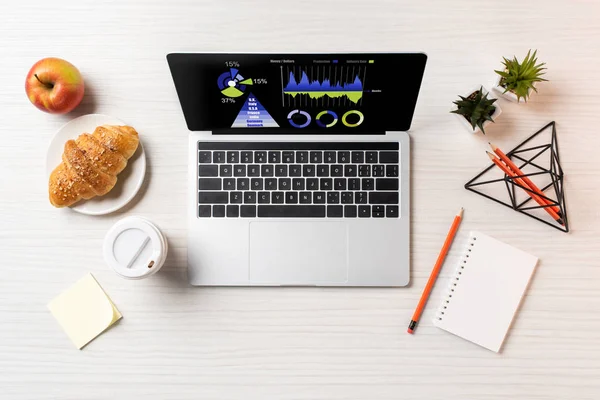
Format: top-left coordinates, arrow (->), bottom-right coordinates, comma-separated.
217,68 -> 248,98
287,109 -> 311,128
315,110 -> 338,128
341,110 -> 365,127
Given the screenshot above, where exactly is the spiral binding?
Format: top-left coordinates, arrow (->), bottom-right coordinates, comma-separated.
435,234 -> 478,322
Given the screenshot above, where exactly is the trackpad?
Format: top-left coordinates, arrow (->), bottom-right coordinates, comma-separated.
249,222 -> 349,285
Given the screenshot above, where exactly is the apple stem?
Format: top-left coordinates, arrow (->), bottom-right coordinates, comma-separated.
34,74 -> 54,89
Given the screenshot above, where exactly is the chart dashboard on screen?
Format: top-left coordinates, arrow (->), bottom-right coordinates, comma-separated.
167,53 -> 427,134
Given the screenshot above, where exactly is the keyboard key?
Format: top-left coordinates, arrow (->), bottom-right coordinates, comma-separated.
198,178 -> 221,190
241,151 -> 253,163
199,192 -> 228,204
317,165 -> 329,177
373,205 -> 385,218
227,205 -> 239,217
386,205 -> 399,218
268,151 -> 281,163
303,165 -> 316,177
282,151 -> 294,163
244,191 -> 256,204
352,151 -> 364,163
227,151 -> 239,163
248,165 -> 260,177
359,205 -> 371,217
289,165 -> 302,177
345,205 -> 357,217
279,178 -> 291,190
379,152 -> 399,163
213,151 -> 225,163
220,165 -> 232,177
331,165 -> 343,177
327,205 -> 343,217
237,178 -> 249,190
341,192 -> 354,204
344,165 -> 357,177
275,165 -> 288,177
324,151 -> 336,163
260,165 -> 273,177
272,192 -> 284,204
258,205 -> 325,218
366,151 -> 378,163
293,178 -> 305,190
286,192 -> 298,204
320,178 -> 332,191
223,178 -> 235,190
265,178 -> 277,191
334,178 -> 346,190
255,151 -> 267,163
372,165 -> 385,177
327,192 -> 339,204
310,151 -> 323,163
386,165 -> 399,177
313,192 -> 325,204
359,165 -> 371,177
297,151 -> 309,163
213,205 -> 225,217
198,205 -> 211,217
199,165 -> 218,177
241,205 -> 256,218
306,178 -> 319,190
369,192 -> 399,204
362,178 -> 375,191
338,151 -> 350,163
348,178 -> 360,191
299,192 -> 311,204
356,192 -> 367,204
376,178 -> 399,191
230,191 -> 242,204
251,178 -> 263,190
258,192 -> 270,204
234,165 -> 246,177
199,151 -> 211,163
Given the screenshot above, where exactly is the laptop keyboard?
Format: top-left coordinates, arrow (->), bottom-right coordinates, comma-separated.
197,142 -> 400,218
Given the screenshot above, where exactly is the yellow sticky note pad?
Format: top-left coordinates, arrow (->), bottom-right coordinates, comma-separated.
48,273 -> 122,349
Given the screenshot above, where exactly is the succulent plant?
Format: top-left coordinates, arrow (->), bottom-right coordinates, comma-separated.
495,49 -> 547,102
451,87 -> 497,134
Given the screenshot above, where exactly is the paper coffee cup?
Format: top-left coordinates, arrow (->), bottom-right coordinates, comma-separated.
103,216 -> 168,279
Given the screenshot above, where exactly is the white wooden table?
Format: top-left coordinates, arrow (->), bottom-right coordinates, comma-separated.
2,1 -> 600,399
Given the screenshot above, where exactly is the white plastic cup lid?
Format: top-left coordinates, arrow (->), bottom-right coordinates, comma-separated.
103,216 -> 167,279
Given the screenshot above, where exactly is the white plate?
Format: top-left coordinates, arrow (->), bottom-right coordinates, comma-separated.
46,114 -> 146,215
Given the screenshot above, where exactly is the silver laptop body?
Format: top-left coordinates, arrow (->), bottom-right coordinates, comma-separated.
168,53 -> 426,286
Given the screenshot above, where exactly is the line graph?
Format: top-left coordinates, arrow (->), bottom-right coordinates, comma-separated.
281,65 -> 367,107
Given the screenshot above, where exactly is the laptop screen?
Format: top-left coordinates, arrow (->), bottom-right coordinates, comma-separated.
167,53 -> 427,134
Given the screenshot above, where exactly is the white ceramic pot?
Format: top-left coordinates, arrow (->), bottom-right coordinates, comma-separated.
491,75 -> 533,103
452,86 -> 502,135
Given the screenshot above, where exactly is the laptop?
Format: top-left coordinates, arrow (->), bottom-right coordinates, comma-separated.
167,53 -> 427,286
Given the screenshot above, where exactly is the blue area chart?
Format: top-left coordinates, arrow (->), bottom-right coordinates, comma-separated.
231,93 -> 279,128
283,71 -> 364,103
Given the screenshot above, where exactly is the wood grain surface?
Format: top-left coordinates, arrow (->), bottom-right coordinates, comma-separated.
1,1 -> 599,399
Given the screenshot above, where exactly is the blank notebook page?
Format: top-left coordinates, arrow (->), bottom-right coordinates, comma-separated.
433,231 -> 538,352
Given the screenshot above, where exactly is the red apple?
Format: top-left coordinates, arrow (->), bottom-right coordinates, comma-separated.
25,57 -> 85,114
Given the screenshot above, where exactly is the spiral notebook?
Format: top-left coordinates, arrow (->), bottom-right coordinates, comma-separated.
433,231 -> 538,352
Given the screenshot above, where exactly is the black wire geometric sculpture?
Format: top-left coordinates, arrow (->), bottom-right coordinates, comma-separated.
465,121 -> 568,232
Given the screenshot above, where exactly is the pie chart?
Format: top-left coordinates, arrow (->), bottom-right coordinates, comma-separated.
217,68 -> 253,98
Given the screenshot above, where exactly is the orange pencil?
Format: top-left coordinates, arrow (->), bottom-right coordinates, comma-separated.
487,152 -> 564,225
408,207 -> 463,334
489,142 -> 561,216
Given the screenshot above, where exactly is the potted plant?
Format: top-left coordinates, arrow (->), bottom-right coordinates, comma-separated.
493,49 -> 547,102
451,86 -> 501,135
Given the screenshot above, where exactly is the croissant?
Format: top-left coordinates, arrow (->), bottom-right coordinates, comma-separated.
49,125 -> 140,207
